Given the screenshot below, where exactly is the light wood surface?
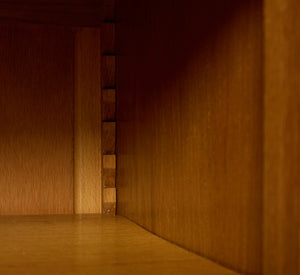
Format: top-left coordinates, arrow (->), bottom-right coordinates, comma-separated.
0,0 -> 115,26
116,1 -> 263,274
263,0 -> 300,274
0,23 -> 74,215
103,169 -> 116,188
74,28 -> 102,214
103,188 -> 116,203
103,155 -> 116,188
103,155 -> 116,169
102,122 -> 116,154
103,188 -> 116,214
0,214 -> 240,275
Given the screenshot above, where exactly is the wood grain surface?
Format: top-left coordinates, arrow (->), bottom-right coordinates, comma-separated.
0,215 -> 239,275
102,122 -> 116,154
103,155 -> 116,169
0,23 -> 74,215
103,170 -> 116,188
116,1 -> 263,274
74,28 -> 102,214
101,23 -> 116,54
0,0 -> 115,26
102,56 -> 116,88
103,155 -> 116,188
263,0 -> 300,274
102,89 -> 116,121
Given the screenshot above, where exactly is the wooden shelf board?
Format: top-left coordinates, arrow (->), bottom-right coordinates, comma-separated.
0,214 -> 239,275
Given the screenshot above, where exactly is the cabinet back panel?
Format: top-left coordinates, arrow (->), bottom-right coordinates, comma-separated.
0,23 -> 74,215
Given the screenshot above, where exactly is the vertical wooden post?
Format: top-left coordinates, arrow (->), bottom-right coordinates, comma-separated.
74,28 -> 102,214
263,0 -> 300,274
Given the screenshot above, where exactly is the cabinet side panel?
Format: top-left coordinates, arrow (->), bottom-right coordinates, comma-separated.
116,1 -> 263,273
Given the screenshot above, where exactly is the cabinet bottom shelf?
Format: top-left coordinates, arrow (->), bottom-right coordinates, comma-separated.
0,214 -> 238,275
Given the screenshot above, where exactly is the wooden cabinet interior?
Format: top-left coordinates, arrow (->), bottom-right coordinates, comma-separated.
0,1 -> 299,275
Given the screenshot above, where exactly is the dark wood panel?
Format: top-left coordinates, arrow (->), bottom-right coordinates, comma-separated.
116,0 -> 263,274
0,23 -> 74,214
263,0 -> 300,274
102,56 -> 116,88
102,89 -> 116,121
101,23 -> 115,54
0,0 -> 114,26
